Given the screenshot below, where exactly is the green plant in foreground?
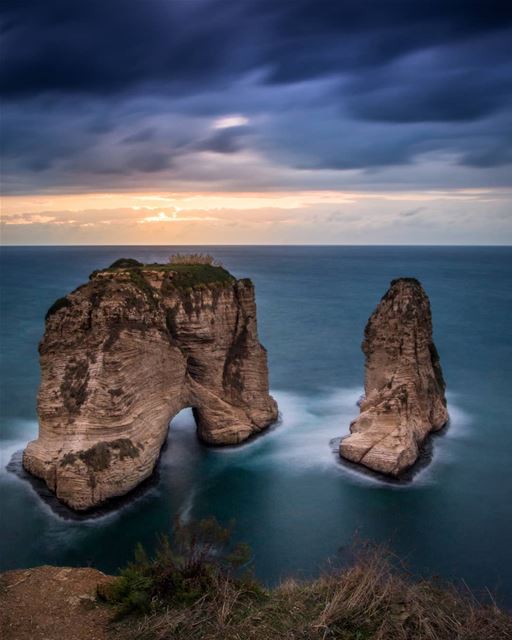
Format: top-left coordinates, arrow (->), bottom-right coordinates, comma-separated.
98,517 -> 259,618
103,528 -> 512,640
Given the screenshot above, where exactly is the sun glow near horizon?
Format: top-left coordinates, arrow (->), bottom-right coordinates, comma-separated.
1,188 -> 511,245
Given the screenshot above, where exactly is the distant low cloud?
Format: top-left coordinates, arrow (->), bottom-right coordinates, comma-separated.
1,190 -> 510,244
2,213 -> 57,225
138,210 -> 219,224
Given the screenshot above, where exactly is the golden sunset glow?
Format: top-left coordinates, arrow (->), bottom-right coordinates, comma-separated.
2,188 -> 502,217
2,187 -> 510,245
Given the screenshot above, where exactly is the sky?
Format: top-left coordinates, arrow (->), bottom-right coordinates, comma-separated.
1,0 -> 511,245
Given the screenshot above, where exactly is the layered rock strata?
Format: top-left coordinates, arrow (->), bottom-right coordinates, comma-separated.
340,278 -> 448,476
23,259 -> 278,510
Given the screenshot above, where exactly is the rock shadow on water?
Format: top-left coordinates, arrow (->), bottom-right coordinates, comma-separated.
5,411 -> 283,520
6,446 -> 166,521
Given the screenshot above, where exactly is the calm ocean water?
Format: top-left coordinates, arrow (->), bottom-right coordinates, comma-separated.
1,246 -> 511,603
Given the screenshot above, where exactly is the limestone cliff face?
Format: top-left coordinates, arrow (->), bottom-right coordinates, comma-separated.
23,261 -> 278,510
340,278 -> 448,476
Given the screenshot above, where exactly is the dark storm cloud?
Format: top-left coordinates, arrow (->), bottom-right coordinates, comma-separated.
2,0 -> 511,97
0,0 -> 245,97
197,126 -> 252,154
122,129 -> 157,145
1,0 -> 512,193
344,31 -> 512,123
259,0 -> 512,83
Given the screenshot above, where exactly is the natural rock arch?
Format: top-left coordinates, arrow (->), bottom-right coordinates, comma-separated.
23,261 -> 278,510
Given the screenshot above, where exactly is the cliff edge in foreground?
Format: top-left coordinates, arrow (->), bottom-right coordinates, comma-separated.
340,278 -> 448,476
2,552 -> 510,640
23,258 -> 278,510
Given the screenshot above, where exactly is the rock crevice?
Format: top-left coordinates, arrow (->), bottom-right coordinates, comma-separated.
23,261 -> 278,510
340,278 -> 448,476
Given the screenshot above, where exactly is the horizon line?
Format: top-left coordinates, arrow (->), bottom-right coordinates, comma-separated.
2,243 -> 511,248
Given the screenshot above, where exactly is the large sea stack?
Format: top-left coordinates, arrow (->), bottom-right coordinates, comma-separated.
340,278 -> 448,477
23,258 -> 278,510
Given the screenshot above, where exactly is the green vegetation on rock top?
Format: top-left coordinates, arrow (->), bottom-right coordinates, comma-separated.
148,263 -> 235,288
109,258 -> 143,269
95,258 -> 236,289
45,296 -> 71,320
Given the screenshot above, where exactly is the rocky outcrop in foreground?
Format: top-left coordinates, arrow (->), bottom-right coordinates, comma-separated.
23,258 -> 277,510
0,567 -> 113,640
340,278 -> 448,476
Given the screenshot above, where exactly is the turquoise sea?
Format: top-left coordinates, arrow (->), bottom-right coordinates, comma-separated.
1,246 -> 511,604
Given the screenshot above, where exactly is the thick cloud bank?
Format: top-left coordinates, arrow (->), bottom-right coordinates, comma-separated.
1,0 -> 512,194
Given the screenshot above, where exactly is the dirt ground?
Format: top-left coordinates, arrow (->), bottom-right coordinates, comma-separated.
0,566 -> 114,640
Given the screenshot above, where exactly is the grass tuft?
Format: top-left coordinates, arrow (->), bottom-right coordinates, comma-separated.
98,517 -> 259,621
109,258 -> 143,269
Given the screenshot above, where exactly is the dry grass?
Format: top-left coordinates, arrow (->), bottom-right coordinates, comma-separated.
129,577 -> 249,640
111,544 -> 512,640
310,546 -> 511,640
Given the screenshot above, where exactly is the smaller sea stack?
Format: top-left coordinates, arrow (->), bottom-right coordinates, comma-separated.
340,278 -> 448,477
